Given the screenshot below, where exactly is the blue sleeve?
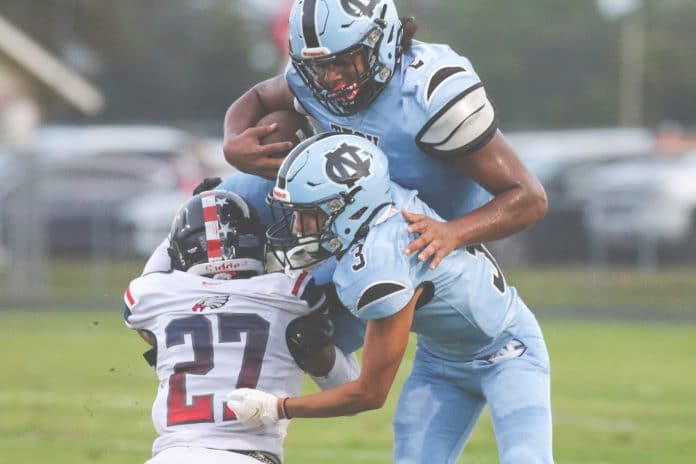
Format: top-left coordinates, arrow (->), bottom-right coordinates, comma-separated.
336,232 -> 414,321
218,173 -> 275,227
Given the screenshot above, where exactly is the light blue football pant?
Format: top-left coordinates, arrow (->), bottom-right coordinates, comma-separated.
393,310 -> 553,464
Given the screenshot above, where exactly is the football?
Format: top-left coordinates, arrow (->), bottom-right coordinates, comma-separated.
257,110 -> 313,157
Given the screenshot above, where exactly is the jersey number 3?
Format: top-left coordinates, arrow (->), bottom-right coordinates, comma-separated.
466,244 -> 506,294
165,313 -> 269,426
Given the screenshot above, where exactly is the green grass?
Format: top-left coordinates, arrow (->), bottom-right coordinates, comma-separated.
1,310 -> 694,463
4,261 -> 696,314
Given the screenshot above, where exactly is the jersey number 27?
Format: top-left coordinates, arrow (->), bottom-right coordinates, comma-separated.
165,313 -> 269,426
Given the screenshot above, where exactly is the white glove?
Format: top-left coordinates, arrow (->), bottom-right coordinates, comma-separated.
226,388 -> 280,427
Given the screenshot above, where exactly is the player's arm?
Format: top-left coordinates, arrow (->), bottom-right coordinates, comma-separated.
288,314 -> 360,390
124,282 -> 158,366
227,286 -> 424,422
407,66 -> 547,268
137,329 -> 158,367
450,130 -> 547,243
405,130 -> 547,268
283,288 -> 417,417
137,329 -> 156,347
286,275 -> 360,388
222,75 -> 297,179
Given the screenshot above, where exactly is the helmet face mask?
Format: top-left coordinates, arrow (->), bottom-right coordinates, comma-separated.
168,191 -> 266,278
267,133 -> 392,271
289,0 -> 402,116
267,195 -> 344,271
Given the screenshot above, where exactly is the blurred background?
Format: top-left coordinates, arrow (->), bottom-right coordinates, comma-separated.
1,0 -> 695,308
0,1 -> 695,463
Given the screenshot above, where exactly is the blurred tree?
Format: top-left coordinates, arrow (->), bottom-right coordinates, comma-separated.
0,0 -> 693,131
431,0 -> 696,130
643,1 -> 696,127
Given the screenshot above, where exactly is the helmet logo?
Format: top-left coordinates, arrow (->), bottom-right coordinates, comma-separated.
324,142 -> 371,188
340,0 -> 380,18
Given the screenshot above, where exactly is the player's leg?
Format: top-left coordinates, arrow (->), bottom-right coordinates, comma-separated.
482,331 -> 553,464
146,446 -> 263,464
393,346 -> 485,464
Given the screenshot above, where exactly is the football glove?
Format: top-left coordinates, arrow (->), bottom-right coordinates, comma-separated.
226,388 -> 279,427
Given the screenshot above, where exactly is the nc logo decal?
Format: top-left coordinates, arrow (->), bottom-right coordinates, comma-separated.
324,143 -> 371,188
340,0 -> 380,18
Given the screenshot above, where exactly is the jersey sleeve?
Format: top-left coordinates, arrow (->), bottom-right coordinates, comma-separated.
406,44 -> 498,159
141,238 -> 171,275
123,277 -> 142,330
285,63 -> 315,118
336,231 -> 414,321
290,270 -> 328,315
122,273 -> 166,330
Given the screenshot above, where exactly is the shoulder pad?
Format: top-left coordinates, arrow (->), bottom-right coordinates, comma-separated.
402,43 -> 478,103
402,43 -> 497,158
416,83 -> 497,158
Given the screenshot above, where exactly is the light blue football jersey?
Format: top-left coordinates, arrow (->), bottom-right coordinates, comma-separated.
221,41 -> 495,230
286,40 -> 494,221
333,182 -> 523,361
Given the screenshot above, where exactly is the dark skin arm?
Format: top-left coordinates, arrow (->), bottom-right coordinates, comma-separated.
281,286 -> 423,418
222,74 -> 296,179
403,130 -> 548,269
137,329 -> 156,347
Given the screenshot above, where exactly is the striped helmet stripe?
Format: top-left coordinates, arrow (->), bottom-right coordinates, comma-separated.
201,192 -> 222,261
302,0 -> 320,48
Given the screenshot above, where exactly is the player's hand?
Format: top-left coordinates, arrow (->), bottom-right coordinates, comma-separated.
223,124 -> 294,180
226,388 -> 280,427
402,209 -> 459,270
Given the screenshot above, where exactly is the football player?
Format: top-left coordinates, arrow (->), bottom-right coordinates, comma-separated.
220,0 -> 547,271
124,190 -> 359,464
226,134 -> 554,464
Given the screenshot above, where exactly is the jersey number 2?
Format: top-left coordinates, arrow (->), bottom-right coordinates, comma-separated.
165,313 -> 269,426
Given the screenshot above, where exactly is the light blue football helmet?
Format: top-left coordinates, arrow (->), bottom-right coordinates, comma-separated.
267,132 -> 392,270
288,0 -> 402,116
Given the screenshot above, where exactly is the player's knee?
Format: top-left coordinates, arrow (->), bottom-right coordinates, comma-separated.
500,445 -> 552,464
286,312 -> 335,375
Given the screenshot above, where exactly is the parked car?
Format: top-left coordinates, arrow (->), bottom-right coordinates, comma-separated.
4,125 -> 206,256
583,152 -> 696,260
497,128 -> 655,264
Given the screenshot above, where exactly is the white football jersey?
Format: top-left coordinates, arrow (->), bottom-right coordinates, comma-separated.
124,269 -> 324,460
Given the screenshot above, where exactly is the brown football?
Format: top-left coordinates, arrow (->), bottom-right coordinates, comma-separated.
257,110 -> 313,157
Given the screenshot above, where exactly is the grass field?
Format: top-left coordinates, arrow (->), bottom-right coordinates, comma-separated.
3,261 -> 696,315
1,309 -> 695,464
